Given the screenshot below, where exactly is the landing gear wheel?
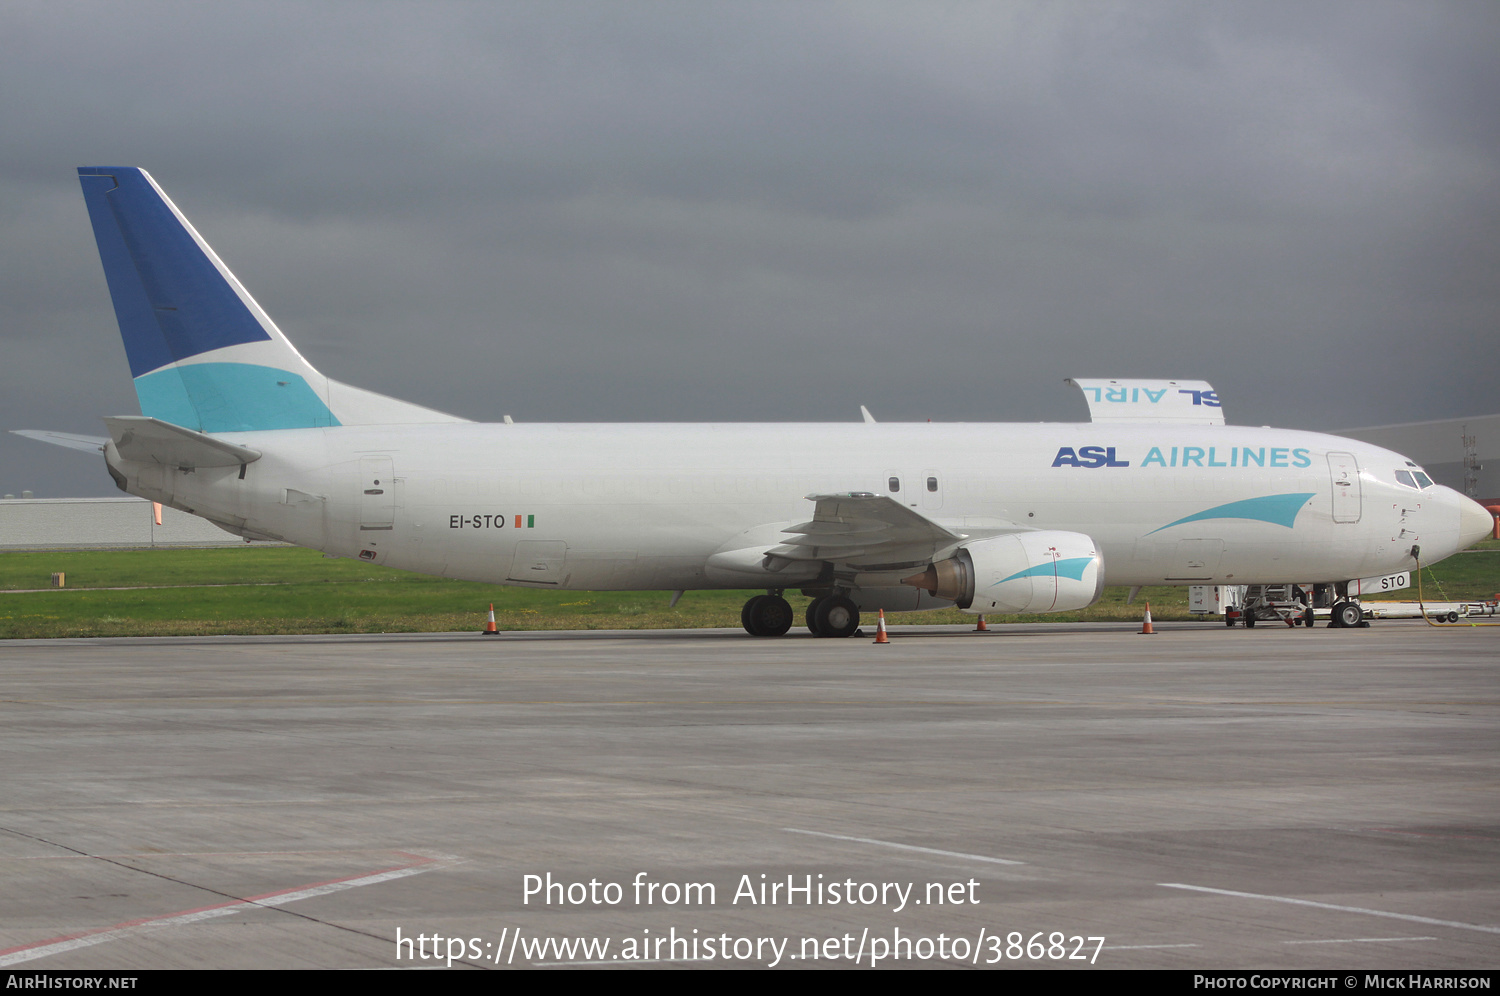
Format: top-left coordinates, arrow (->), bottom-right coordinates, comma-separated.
813,596 -> 860,638
806,599 -> 823,636
742,595 -> 765,635
1333,601 -> 1363,628
741,594 -> 793,636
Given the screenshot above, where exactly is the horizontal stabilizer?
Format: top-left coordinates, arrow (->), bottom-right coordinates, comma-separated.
1067,378 -> 1224,425
103,415 -> 262,468
11,429 -> 109,454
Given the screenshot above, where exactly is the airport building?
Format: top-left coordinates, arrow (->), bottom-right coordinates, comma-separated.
1335,413 -> 1498,505
0,496 -> 279,551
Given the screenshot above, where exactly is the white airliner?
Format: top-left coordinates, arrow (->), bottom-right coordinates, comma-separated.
16,168 -> 1494,636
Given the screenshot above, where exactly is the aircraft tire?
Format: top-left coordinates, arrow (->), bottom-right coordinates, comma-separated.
814,596 -> 860,638
806,598 -> 824,635
742,595 -> 768,635
1333,601 -> 1363,628
747,594 -> 794,636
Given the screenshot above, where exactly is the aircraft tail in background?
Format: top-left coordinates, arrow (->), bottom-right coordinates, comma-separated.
76,167 -> 465,433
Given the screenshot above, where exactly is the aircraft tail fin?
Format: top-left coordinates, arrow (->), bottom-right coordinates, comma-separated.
77,167 -> 466,432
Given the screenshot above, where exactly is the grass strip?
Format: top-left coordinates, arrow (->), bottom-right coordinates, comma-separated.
1,545 -> 1494,639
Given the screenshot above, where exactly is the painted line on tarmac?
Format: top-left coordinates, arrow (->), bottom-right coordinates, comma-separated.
1284,936 -> 1436,945
784,828 -> 1025,865
1159,883 -> 1500,935
0,851 -> 460,966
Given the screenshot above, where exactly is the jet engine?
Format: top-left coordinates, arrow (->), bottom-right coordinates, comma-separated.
901,531 -> 1105,614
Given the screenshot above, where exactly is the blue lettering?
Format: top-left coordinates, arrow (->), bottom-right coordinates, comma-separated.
1271,448 -> 1289,467
1078,445 -> 1108,468
1179,389 -> 1204,405
1292,448 -> 1311,468
1142,447 -> 1167,467
1242,448 -> 1265,467
1052,447 -> 1081,468
1144,388 -> 1166,403
1171,447 -> 1178,467
1106,446 -> 1130,467
1208,447 -> 1227,467
1201,390 -> 1221,408
1183,446 -> 1205,467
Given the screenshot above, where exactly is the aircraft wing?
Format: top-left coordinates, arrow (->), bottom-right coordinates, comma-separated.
762,492 -> 967,570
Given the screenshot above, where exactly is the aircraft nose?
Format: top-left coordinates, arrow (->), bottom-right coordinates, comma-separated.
1459,495 -> 1495,549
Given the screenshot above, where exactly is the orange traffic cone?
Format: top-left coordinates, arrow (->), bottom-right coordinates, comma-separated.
482,603 -> 500,636
1139,602 -> 1154,635
975,614 -> 988,632
873,609 -> 890,644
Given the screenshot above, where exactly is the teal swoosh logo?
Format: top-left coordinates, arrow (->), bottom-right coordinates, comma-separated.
995,556 -> 1096,586
1148,492 -> 1315,535
135,362 -> 340,433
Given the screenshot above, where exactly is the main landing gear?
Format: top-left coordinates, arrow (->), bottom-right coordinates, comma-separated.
741,593 -> 794,636
806,594 -> 860,638
741,591 -> 865,637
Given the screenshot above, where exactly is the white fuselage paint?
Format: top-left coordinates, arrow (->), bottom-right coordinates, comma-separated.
117,421 -> 1474,597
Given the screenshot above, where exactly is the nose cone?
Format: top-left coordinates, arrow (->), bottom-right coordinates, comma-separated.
1459,496 -> 1495,549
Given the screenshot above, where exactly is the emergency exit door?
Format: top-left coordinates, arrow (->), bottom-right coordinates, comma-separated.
360,456 -> 395,530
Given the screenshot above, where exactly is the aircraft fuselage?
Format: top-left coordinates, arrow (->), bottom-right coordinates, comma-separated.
110,420 -> 1474,593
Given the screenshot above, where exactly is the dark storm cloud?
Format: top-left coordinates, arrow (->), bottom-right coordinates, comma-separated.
2,0 -> 1496,496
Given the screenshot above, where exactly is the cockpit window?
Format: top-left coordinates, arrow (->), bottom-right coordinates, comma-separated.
1413,471 -> 1434,489
1396,470 -> 1417,489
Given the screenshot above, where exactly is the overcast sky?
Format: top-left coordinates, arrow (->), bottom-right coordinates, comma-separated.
3,0 -> 1496,496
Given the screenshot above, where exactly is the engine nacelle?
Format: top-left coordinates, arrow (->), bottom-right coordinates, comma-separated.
902,531 -> 1105,614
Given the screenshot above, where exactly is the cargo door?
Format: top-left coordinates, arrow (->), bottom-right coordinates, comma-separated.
1168,539 -> 1224,580
508,540 -> 568,584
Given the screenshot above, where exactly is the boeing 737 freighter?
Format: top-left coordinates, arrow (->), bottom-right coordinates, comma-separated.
16,168 -> 1494,636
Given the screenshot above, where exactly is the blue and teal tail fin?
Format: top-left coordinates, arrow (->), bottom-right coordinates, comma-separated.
78,167 -> 464,432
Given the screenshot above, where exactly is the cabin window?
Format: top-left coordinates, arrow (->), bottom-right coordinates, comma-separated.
1395,470 -> 1417,489
926,476 -> 938,492
888,477 -> 900,492
1413,471 -> 1434,489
